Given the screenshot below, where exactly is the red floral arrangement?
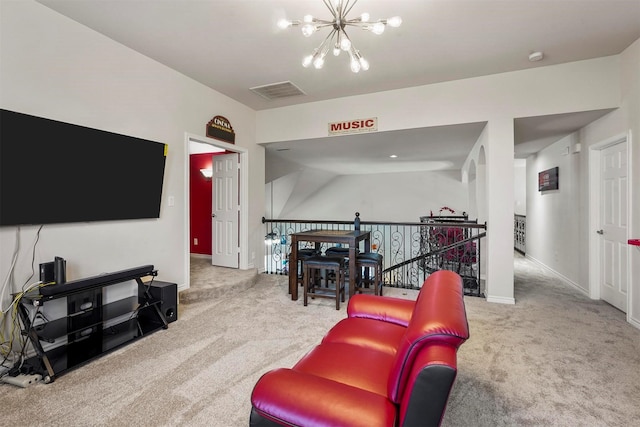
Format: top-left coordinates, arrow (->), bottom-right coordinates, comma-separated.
430,206 -> 455,217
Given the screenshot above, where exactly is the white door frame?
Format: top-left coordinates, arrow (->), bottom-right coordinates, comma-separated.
183,132 -> 249,290
588,132 -> 631,314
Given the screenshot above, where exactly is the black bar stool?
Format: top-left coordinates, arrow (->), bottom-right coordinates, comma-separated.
289,248 -> 321,292
303,255 -> 346,310
325,246 -> 359,283
325,246 -> 359,261
355,252 -> 383,296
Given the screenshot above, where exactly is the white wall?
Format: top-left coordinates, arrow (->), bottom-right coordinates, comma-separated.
270,168 -> 338,219
620,38 -> 640,328
514,159 -> 527,216
0,1 -> 263,303
256,57 -> 621,144
275,170 -> 469,223
577,38 -> 640,327
256,51 -> 627,306
526,134 -> 582,289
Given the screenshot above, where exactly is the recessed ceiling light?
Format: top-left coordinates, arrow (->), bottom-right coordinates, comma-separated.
389,154 -> 398,158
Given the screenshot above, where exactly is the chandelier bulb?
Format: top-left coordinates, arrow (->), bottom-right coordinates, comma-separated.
359,57 -> 370,71
277,19 -> 292,29
387,16 -> 402,28
333,45 -> 341,56
360,13 -> 370,22
350,58 -> 361,73
301,24 -> 317,37
303,14 -> 314,23
313,57 -> 325,69
370,22 -> 385,35
302,54 -> 314,68
340,36 -> 351,51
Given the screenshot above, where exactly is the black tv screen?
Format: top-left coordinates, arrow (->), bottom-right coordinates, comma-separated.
0,109 -> 167,226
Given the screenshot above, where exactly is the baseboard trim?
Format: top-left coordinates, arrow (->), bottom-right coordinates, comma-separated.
628,315 -> 640,330
486,295 -> 515,305
524,254 -> 588,297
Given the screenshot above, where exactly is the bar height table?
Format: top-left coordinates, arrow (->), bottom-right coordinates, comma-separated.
289,230 -> 371,301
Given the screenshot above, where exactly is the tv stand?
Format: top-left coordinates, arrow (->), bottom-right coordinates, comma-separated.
16,265 -> 174,383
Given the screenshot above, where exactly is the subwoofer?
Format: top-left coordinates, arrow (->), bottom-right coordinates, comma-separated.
140,280 -> 178,324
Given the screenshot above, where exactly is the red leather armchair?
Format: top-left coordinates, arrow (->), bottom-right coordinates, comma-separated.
250,270 -> 470,427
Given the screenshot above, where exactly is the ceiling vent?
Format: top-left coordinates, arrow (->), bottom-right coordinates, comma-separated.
250,81 -> 306,100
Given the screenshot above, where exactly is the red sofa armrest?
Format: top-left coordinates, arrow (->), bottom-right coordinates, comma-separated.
398,343 -> 458,427
251,368 -> 397,427
347,294 -> 416,327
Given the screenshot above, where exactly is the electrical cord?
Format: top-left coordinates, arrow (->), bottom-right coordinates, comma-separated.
11,303 -> 42,374
1,225 -> 44,372
21,225 -> 43,291
0,280 -> 45,377
0,340 -> 17,374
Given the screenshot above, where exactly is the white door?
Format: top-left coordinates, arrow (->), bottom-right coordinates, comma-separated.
211,153 -> 239,268
599,141 -> 628,312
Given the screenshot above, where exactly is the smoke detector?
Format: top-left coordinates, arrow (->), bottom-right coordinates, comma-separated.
528,51 -> 544,62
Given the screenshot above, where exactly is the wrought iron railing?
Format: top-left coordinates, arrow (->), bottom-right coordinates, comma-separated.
514,214 -> 526,254
263,216 -> 486,297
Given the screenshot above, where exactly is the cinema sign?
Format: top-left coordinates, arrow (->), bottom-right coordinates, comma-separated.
206,115 -> 235,144
328,117 -> 377,136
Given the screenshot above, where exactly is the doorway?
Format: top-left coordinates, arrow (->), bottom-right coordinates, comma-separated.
184,133 -> 249,290
588,133 -> 630,314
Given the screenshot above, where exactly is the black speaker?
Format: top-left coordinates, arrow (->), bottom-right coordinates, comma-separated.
54,256 -> 66,285
140,281 -> 178,324
39,261 -> 54,283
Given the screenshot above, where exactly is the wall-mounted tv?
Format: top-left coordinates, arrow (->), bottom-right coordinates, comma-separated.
0,109 -> 167,226
538,167 -> 559,191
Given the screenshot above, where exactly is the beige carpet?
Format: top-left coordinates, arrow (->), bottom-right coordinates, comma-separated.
1,254 -> 639,426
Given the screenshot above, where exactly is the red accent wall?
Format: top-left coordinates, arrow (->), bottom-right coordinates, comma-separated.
189,153 -> 220,255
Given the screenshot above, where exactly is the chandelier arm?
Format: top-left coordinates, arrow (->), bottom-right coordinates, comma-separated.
313,19 -> 336,25
312,22 -> 338,30
340,27 -> 355,50
342,0 -> 358,20
314,27 -> 338,57
322,0 -> 338,19
344,22 -> 369,29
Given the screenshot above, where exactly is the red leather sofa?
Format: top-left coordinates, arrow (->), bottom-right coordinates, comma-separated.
250,269 -> 470,427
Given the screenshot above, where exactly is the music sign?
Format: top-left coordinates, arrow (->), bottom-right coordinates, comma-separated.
328,117 -> 377,136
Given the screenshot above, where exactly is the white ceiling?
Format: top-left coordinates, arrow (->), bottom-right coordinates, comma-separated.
37,0 -> 640,174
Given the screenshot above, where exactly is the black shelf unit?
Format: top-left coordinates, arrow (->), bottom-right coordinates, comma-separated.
16,266 -> 172,383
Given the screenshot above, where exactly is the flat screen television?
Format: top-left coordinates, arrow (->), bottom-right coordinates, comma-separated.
0,109 -> 167,226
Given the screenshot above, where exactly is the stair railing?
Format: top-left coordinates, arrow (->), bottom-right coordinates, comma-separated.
263,217 -> 486,297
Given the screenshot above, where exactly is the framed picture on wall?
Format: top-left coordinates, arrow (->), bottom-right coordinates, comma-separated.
538,167 -> 559,191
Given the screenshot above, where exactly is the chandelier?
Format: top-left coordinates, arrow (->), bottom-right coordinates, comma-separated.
277,0 -> 402,73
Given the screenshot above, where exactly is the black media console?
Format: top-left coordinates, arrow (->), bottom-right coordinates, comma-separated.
17,265 -> 177,383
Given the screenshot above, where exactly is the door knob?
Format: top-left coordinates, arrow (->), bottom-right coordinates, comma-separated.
212,213 -> 216,218
596,229 -> 604,235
